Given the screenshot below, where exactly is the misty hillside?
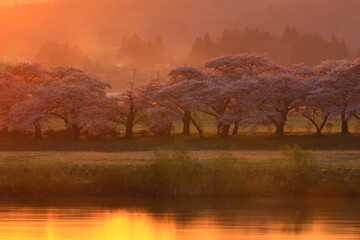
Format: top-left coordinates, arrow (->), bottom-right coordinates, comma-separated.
0,0 -> 359,61
237,0 -> 360,49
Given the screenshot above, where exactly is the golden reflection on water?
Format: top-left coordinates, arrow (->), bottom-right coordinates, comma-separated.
0,200 -> 359,240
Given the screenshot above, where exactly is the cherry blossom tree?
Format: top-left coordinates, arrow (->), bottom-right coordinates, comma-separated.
9,66 -> 112,140
153,66 -> 205,138
146,107 -> 182,137
196,75 -> 234,137
299,82 -> 332,136
7,97 -> 49,138
108,80 -> 159,139
204,53 -> 282,77
0,62 -> 47,138
315,59 -> 360,134
289,64 -> 332,136
13,62 -> 48,138
242,74 -> 306,137
9,62 -> 47,84
203,53 -> 283,136
0,65 -> 17,136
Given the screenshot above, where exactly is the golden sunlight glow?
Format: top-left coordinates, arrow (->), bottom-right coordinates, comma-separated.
0,207 -> 358,240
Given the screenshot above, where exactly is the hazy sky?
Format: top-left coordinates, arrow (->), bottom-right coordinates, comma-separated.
0,0 -> 46,5
0,0 -> 358,63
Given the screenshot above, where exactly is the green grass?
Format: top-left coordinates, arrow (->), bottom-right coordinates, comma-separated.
170,112 -> 358,134
0,146 -> 359,198
1,149 -> 360,166
1,134 -> 359,152
25,111 -> 359,135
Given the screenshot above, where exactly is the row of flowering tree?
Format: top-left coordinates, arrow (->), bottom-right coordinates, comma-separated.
117,54 -> 360,138
158,55 -> 360,137
0,63 -> 113,140
0,54 -> 359,140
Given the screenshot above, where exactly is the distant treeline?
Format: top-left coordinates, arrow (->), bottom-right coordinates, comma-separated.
189,26 -> 350,66
33,27 -> 353,71
1,0 -> 360,60
117,35 -> 172,67
35,41 -> 93,68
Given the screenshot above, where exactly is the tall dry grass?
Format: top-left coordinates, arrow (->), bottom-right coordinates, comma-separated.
0,144 -> 359,197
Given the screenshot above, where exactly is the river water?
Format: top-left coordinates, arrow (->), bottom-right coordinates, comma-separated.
0,198 -> 359,240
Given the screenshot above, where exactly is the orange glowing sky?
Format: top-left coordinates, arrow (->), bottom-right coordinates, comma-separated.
0,0 -> 47,5
0,0 -> 358,65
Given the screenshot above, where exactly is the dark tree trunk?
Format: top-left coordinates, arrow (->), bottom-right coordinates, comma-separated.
182,111 -> 191,136
220,125 -> 231,137
125,114 -> 135,139
190,116 -> 204,138
303,114 -> 329,137
315,127 -> 322,136
166,125 -> 172,138
34,121 -> 42,139
316,115 -> 330,136
71,124 -> 81,141
341,114 -> 350,134
341,121 -> 349,134
275,124 -> 285,137
232,122 -> 239,135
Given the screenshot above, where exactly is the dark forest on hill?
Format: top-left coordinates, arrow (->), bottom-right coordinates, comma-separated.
189,27 -> 349,66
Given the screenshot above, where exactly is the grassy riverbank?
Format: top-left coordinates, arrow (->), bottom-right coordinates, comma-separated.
0,134 -> 359,151
0,146 -> 359,198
